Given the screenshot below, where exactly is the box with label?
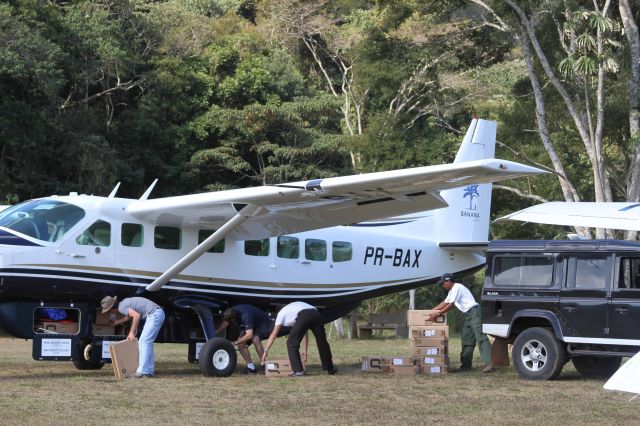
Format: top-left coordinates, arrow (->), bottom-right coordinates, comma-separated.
381,356 -> 417,367
265,359 -> 294,377
36,321 -> 79,335
386,364 -> 419,375
416,355 -> 449,366
412,337 -> 448,347
95,310 -> 126,326
419,364 -> 448,375
361,356 -> 385,372
407,310 -> 447,326
412,344 -> 448,357
410,325 -> 449,338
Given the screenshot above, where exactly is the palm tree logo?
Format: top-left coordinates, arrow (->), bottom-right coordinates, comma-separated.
463,185 -> 480,210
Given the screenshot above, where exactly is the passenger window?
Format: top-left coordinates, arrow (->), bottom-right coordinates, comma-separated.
76,220 -> 111,246
245,239 -> 269,256
305,239 -> 327,261
618,257 -> 640,289
198,230 -> 225,253
121,223 -> 143,247
332,241 -> 352,262
567,257 -> 608,289
154,226 -> 181,250
277,236 -> 299,259
493,256 -> 554,286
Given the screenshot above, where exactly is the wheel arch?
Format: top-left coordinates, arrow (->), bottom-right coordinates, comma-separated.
510,310 -> 564,341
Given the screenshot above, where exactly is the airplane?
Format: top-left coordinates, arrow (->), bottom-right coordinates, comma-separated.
498,201 -> 640,231
0,119 -> 543,376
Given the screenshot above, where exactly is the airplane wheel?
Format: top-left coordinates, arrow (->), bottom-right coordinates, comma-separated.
198,337 -> 236,377
72,342 -> 104,370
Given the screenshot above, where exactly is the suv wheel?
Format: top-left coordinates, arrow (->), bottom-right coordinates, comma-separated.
513,327 -> 565,380
572,356 -> 621,379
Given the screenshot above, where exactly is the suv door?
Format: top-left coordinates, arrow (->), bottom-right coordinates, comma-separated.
610,255 -> 640,341
559,254 -> 611,338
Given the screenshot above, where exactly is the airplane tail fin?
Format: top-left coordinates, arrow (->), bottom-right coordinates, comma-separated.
433,118 -> 496,244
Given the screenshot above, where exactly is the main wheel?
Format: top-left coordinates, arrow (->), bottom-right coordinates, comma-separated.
198,337 -> 237,377
572,356 -> 622,379
72,342 -> 104,370
512,327 -> 565,380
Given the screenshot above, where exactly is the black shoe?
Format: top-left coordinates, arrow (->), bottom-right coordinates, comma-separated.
327,367 -> 338,375
288,371 -> 305,377
243,367 -> 257,375
133,373 -> 153,378
451,366 -> 472,373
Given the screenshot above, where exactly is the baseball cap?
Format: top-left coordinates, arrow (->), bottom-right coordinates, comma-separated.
101,295 -> 118,313
437,273 -> 453,285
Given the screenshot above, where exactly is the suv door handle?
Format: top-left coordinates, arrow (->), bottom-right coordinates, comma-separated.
563,306 -> 577,313
615,307 -> 629,315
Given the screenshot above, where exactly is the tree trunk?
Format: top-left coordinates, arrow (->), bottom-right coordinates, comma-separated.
409,290 -> 415,310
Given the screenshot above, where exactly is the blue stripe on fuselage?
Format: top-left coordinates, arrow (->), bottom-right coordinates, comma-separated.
0,230 -> 42,246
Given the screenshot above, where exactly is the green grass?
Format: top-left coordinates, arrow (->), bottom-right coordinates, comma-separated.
0,336 -> 637,425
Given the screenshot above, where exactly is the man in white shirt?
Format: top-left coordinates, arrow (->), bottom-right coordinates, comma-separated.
261,301 -> 337,376
428,273 -> 493,373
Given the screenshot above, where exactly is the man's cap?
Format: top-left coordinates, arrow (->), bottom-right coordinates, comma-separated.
437,273 -> 453,285
101,295 -> 117,313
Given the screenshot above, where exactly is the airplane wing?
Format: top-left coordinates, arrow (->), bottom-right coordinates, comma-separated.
497,202 -> 640,231
129,158 -> 544,240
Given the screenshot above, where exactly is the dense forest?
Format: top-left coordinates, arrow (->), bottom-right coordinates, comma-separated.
1,1 -> 639,312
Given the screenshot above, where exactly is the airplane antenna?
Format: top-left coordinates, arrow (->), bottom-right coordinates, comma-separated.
139,179 -> 158,200
107,182 -> 121,198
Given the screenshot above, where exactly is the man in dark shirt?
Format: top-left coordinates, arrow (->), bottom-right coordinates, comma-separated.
217,304 -> 274,374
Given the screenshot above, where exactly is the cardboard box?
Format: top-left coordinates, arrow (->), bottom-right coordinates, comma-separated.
407,310 -> 447,326
416,355 -> 449,366
386,364 -> 419,375
410,325 -> 449,338
92,324 -> 117,336
36,321 -> 79,335
412,337 -> 448,347
419,364 -> 448,375
265,359 -> 294,377
381,356 -> 417,367
412,344 -> 448,357
361,356 -> 385,372
109,338 -> 139,380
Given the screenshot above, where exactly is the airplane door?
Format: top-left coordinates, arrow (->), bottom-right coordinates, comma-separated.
58,219 -> 115,268
610,256 -> 640,341
559,254 -> 611,339
273,236 -> 331,290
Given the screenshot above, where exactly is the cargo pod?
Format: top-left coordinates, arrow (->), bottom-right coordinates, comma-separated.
32,306 -> 81,361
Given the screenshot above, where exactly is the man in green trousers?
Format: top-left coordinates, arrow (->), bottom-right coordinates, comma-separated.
428,273 -> 493,373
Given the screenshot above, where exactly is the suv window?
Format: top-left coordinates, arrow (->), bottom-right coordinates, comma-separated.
618,257 -> 640,289
567,256 -> 608,289
493,256 -> 554,286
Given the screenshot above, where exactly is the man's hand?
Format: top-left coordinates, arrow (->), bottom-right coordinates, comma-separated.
261,351 -> 268,363
427,311 -> 439,321
301,352 -> 307,363
127,331 -> 135,341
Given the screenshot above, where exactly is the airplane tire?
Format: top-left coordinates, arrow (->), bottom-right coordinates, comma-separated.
198,337 -> 237,377
72,342 -> 104,370
572,356 -> 621,379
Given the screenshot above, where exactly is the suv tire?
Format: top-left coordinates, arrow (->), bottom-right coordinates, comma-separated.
513,327 -> 565,380
572,356 -> 621,379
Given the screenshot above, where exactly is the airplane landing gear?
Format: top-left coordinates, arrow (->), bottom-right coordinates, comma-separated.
72,341 -> 104,370
198,337 -> 236,377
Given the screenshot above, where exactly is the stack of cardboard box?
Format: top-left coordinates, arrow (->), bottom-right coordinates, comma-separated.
408,309 -> 449,375
361,310 -> 449,376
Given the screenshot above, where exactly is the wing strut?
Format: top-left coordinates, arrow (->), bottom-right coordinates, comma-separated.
145,204 -> 263,292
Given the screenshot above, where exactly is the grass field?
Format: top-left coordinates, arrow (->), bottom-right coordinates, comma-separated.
0,336 -> 637,425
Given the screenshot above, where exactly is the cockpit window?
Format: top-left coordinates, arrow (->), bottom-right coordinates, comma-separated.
0,200 -> 86,242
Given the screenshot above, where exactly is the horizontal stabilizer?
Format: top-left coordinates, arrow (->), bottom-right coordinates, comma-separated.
498,202 -> 640,231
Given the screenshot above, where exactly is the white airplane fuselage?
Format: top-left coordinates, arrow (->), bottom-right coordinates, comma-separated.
0,193 -> 484,318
